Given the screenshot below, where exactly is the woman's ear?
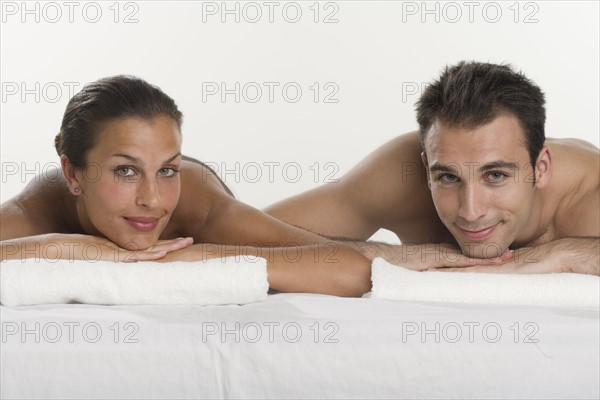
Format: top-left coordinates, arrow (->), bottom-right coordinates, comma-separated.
534,146 -> 552,189
60,155 -> 82,195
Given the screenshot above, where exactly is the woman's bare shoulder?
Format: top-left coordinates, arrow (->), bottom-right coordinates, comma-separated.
1,169 -> 72,239
166,156 -> 236,238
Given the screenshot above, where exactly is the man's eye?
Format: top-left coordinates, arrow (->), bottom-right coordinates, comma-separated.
436,173 -> 459,183
115,166 -> 135,177
486,171 -> 507,183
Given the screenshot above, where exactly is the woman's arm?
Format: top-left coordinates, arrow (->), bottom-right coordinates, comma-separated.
158,243 -> 372,297
1,233 -> 193,262
2,186 -> 192,261
171,163 -> 373,296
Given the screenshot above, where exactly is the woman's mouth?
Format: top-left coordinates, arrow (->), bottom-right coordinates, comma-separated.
459,223 -> 499,241
123,217 -> 159,232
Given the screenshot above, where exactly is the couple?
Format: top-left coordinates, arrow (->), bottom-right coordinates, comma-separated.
1,61 -> 598,296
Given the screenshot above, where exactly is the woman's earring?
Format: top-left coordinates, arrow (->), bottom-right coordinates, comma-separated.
74,187 -> 79,193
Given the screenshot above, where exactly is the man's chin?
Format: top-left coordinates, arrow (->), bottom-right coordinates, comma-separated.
459,241 -> 506,259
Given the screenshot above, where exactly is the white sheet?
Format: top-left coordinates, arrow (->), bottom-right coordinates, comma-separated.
2,293 -> 598,399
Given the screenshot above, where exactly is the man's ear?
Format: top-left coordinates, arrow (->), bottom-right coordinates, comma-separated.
60,155 -> 82,195
534,146 -> 552,188
421,152 -> 431,189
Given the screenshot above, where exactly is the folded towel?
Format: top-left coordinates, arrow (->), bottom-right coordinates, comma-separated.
0,256 -> 268,307
371,257 -> 600,308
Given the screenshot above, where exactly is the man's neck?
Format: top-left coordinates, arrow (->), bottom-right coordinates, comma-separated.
512,186 -> 557,248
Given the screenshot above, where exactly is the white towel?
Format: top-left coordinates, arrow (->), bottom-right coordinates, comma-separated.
371,257 -> 600,308
0,256 -> 268,307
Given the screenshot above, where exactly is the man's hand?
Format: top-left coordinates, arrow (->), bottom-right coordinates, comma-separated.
427,246 -> 546,273
427,238 -> 600,275
368,242 -> 513,271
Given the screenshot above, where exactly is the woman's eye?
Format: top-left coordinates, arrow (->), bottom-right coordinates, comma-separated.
115,166 -> 135,177
159,167 -> 178,177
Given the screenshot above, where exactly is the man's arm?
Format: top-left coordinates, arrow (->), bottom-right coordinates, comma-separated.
429,237 -> 599,276
265,132 -> 445,242
317,235 -> 513,270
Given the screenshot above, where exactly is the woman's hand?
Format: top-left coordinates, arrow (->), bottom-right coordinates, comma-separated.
61,235 -> 195,262
154,243 -> 218,263
1,234 -> 194,262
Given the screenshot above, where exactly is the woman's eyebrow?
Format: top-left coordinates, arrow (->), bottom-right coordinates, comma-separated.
111,153 -> 141,164
110,152 -> 182,165
163,152 -> 182,164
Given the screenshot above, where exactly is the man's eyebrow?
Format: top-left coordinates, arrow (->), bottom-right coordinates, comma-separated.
429,161 -> 520,173
111,152 -> 182,165
480,161 -> 519,171
429,163 -> 458,173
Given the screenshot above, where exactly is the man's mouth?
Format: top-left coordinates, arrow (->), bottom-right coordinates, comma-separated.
458,223 -> 499,241
123,217 -> 159,232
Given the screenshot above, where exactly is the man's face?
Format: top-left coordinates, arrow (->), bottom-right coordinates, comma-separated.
73,115 -> 182,251
423,113 -> 541,259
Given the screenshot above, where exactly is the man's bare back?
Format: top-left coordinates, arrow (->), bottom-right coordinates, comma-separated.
266,131 -> 599,244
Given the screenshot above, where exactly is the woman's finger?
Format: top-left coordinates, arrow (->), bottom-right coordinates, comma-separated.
151,237 -> 193,253
119,250 -> 167,262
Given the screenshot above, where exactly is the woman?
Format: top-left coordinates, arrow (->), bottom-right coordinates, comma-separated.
0,75 -> 371,296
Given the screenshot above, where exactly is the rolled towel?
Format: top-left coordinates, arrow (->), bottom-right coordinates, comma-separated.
371,257 -> 600,308
0,256 -> 268,307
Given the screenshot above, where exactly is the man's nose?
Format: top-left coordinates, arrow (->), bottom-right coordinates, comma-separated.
457,184 -> 487,222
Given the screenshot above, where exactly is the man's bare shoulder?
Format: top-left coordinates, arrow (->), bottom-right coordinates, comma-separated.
547,138 -> 600,237
547,137 -> 599,191
341,131 -> 432,208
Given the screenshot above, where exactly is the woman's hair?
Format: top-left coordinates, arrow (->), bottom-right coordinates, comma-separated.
416,61 -> 546,167
54,75 -> 183,167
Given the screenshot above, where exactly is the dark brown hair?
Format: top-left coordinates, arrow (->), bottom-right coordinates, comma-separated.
54,75 -> 183,167
416,61 -> 546,167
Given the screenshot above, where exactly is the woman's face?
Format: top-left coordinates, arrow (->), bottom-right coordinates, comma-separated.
73,115 -> 182,250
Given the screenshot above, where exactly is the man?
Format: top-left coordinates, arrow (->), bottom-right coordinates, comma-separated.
266,61 -> 600,275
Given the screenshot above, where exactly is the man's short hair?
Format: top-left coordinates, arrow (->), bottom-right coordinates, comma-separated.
416,61 -> 546,167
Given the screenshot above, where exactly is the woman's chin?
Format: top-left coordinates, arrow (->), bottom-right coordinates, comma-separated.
114,236 -> 158,252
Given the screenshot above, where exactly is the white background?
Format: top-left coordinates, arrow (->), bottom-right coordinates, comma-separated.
1,0 -> 598,242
